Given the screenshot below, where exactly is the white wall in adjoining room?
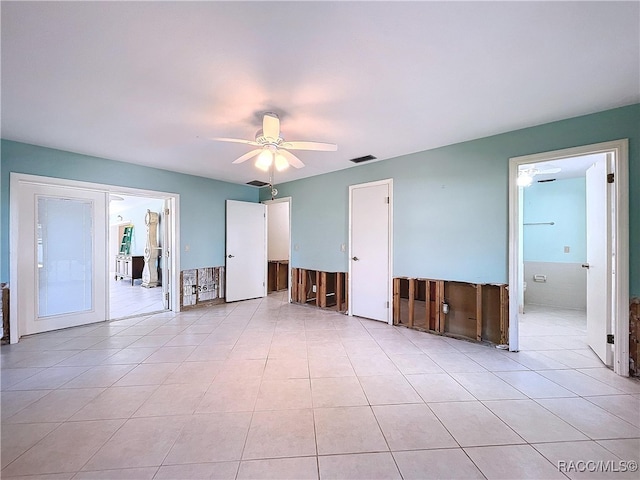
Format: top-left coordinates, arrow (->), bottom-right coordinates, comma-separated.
268,202 -> 290,261
523,176 -> 587,310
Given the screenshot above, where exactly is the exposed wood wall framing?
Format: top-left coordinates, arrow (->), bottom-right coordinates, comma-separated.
291,268 -> 348,313
631,298 -> 639,376
1,283 -> 9,344
180,266 -> 225,310
393,277 -> 508,345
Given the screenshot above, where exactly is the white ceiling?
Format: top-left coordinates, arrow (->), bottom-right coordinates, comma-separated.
2,1 -> 638,186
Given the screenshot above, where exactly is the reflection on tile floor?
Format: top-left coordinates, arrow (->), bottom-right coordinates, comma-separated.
2,293 -> 639,479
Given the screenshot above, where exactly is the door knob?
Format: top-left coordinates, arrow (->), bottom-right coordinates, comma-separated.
352,256 -> 359,261
228,254 -> 235,258
581,263 -> 590,269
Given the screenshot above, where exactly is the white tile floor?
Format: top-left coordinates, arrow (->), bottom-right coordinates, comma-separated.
109,276 -> 164,320
2,294 -> 639,479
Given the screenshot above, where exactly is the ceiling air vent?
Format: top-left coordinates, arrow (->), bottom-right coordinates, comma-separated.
349,154 -> 377,164
537,178 -> 556,183
246,180 -> 269,187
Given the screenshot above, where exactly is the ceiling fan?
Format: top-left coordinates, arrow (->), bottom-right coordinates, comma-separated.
213,112 -> 337,172
517,163 -> 561,186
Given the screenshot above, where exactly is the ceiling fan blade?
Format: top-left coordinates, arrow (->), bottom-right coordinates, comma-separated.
232,149 -> 262,164
211,137 -> 261,146
537,167 -> 561,174
262,113 -> 280,141
282,141 -> 337,152
279,149 -> 305,169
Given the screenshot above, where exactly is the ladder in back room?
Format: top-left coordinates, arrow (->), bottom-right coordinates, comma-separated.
119,225 -> 133,255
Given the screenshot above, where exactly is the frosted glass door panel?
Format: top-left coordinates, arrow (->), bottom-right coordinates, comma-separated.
37,197 -> 94,317
17,180 -> 106,337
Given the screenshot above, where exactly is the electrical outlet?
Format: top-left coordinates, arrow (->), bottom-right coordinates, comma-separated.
564,246 -> 570,253
312,285 -> 317,293
294,244 -> 299,251
185,244 -> 190,252
340,243 -> 346,252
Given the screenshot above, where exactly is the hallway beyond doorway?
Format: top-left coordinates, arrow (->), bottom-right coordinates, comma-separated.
109,277 -> 164,320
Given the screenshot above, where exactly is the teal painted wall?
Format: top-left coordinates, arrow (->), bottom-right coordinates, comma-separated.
261,104 -> 640,295
1,140 -> 258,281
523,178 -> 586,263
3,105 -> 638,294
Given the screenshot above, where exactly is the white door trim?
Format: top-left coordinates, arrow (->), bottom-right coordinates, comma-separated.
263,196 -> 292,303
508,139 -> 629,376
9,173 -> 181,344
348,178 -> 394,324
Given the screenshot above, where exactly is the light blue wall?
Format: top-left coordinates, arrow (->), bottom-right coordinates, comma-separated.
523,178 -> 586,263
3,105 -> 638,294
261,104 -> 640,295
1,140 -> 258,281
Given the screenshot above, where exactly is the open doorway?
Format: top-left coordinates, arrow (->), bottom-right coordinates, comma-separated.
508,140 -> 629,376
264,198 -> 291,300
108,194 -> 167,319
518,154 -> 600,367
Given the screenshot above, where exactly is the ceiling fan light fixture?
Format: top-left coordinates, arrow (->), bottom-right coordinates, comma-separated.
214,112 -> 337,171
255,149 -> 274,171
275,153 -> 289,172
517,171 -> 533,187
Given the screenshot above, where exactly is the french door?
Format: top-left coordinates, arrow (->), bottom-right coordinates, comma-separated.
17,181 -> 107,335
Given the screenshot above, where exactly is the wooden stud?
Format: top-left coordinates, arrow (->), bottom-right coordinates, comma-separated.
344,273 -> 348,312
336,272 -> 344,311
393,278 -> 401,324
299,269 -> 306,303
437,280 -> 445,333
425,279 -> 431,330
293,268 -> 298,303
408,278 -> 415,328
500,284 -> 508,345
318,271 -> 327,308
476,284 -> 483,342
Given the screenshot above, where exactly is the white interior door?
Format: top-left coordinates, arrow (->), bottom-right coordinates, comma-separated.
349,181 -> 391,322
226,200 -> 266,302
585,157 -> 612,365
17,182 -> 107,335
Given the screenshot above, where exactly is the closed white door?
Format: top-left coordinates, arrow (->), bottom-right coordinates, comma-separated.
585,156 -> 612,366
17,182 -> 107,335
349,181 -> 391,322
225,200 -> 267,302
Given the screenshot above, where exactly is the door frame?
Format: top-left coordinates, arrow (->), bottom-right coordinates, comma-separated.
508,139 -> 629,376
263,196 -> 292,302
9,173 -> 181,344
348,178 -> 394,324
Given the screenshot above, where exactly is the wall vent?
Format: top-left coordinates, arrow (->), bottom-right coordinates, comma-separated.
349,154 -> 377,164
246,180 -> 269,187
